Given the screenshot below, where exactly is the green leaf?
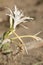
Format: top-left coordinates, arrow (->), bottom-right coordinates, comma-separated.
2,43 -> 12,54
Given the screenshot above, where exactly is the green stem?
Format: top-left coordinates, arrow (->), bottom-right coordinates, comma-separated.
10,17 -> 13,28
3,28 -> 13,39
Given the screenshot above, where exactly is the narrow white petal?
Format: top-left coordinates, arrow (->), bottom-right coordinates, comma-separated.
6,14 -> 15,19
20,24 -> 28,29
20,17 -> 33,22
5,7 -> 13,14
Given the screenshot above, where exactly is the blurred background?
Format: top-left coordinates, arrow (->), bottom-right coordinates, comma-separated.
0,0 -> 43,65
0,0 -> 43,38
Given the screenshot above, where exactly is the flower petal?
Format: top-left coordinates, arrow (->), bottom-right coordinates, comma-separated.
5,7 -> 13,14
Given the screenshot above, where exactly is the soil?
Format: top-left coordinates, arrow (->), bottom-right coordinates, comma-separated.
0,0 -> 43,65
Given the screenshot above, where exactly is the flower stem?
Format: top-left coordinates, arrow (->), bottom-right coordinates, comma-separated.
10,17 -> 13,28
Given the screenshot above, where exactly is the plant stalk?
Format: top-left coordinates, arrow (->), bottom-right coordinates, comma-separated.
13,31 -> 28,54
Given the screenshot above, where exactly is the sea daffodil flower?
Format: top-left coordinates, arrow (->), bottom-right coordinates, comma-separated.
5,5 -> 33,54
6,5 -> 33,30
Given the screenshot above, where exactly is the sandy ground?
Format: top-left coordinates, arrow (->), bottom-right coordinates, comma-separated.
0,0 -> 43,65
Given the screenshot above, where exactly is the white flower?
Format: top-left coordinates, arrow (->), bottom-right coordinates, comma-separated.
6,5 -> 33,30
